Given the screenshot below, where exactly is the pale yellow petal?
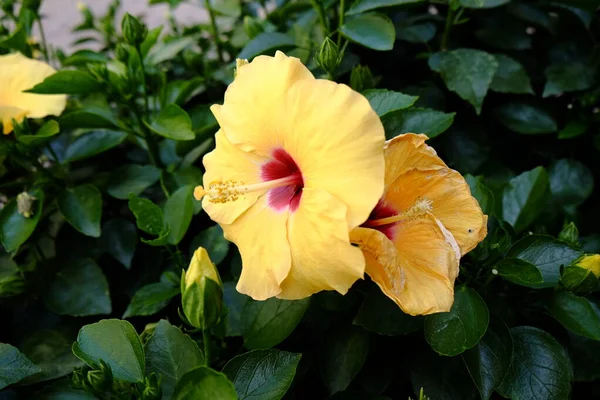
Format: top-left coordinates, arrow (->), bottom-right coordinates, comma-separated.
221,196 -> 291,300
0,53 -> 67,119
211,51 -> 314,155
385,168 -> 487,255
391,215 -> 459,316
201,130 -> 268,225
280,79 -> 385,228
0,106 -> 27,134
277,188 -> 365,299
383,133 -> 446,189
350,227 -> 405,301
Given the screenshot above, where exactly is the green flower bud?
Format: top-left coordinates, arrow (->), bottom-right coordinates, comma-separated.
314,37 -> 342,77
16,192 -> 36,218
87,63 -> 108,82
350,65 -> 374,92
115,43 -> 130,63
243,16 -> 263,39
72,366 -> 89,390
558,222 -> 579,247
140,373 -> 162,400
181,247 -> 223,330
1,0 -> 14,15
22,0 -> 41,12
576,254 -> 600,278
561,254 -> 600,293
121,13 -> 148,46
0,274 -> 24,297
87,361 -> 113,392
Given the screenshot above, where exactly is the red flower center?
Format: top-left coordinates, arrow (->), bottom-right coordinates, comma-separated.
260,149 -> 304,212
362,199 -> 399,240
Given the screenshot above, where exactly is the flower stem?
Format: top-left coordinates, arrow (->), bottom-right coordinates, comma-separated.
136,46 -> 150,118
440,5 -> 457,51
204,0 -> 224,63
310,0 -> 329,37
337,0 -> 345,46
131,105 -> 161,167
36,16 -> 50,62
203,329 -> 211,367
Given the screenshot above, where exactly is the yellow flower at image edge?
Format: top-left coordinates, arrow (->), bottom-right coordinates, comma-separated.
575,254 -> 600,278
195,51 -> 386,301
351,134 -> 488,316
0,53 -> 67,134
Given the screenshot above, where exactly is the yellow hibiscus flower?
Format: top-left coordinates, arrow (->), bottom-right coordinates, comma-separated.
195,51 -> 385,301
0,52 -> 67,134
351,133 -> 488,315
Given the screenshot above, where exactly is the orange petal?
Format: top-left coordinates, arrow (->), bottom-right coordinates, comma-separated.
221,195 -> 291,300
277,187 -> 365,299
385,168 -> 487,255
383,133 -> 446,190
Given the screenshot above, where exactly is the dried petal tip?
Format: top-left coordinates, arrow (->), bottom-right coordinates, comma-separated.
193,186 -> 206,201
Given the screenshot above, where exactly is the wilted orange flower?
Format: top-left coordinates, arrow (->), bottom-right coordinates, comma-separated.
351,134 -> 487,315
0,53 -> 67,135
195,51 -> 385,300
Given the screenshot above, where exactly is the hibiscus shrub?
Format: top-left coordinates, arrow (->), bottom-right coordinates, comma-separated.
1,0 -> 600,399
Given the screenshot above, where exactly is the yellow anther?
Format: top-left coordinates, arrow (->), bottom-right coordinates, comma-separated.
193,175 -> 300,204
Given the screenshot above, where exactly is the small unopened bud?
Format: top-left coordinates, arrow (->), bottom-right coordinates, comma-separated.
314,37 -> 342,78
87,360 -> 113,392
243,16 -> 263,39
350,65 -> 374,92
575,254 -> 600,278
17,192 -> 36,218
558,222 -> 579,247
115,43 -> 130,62
561,254 -> 600,293
0,274 -> 24,297
140,373 -> 162,400
121,13 -> 148,46
181,247 -> 223,330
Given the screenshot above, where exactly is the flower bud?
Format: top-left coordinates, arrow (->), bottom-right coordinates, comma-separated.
243,16 -> 263,39
16,192 -> 36,218
115,43 -> 131,63
558,222 -> 579,247
87,361 -> 113,392
121,13 -> 148,47
350,65 -> 374,92
575,254 -> 600,278
561,254 -> 600,293
22,0 -> 41,12
140,373 -> 162,400
1,0 -> 14,15
0,274 -> 24,297
314,37 -> 342,77
181,247 -> 223,330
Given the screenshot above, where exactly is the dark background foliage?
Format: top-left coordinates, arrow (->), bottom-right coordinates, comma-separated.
1,0 -> 599,399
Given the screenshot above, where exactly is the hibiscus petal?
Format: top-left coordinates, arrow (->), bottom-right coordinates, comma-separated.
277,187 -> 365,299
392,214 -> 459,316
0,106 -> 27,134
385,168 -> 487,255
383,133 -> 446,189
201,130 -> 268,224
0,53 -> 66,119
281,79 -> 385,228
221,195 -> 291,300
211,51 -> 314,156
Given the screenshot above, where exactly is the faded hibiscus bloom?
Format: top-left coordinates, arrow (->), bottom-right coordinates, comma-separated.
195,51 -> 385,300
351,134 -> 487,315
0,53 -> 67,134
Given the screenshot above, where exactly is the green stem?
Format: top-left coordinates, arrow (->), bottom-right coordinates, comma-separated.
136,46 -> 150,118
337,0 -> 345,46
36,16 -> 50,62
440,5 -> 457,51
131,106 -> 161,167
203,330 -> 211,367
204,0 -> 224,63
310,0 -> 329,37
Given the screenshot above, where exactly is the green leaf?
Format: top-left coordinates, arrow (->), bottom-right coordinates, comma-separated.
123,282 -> 180,318
72,319 -> 145,383
32,380 -> 97,399
476,24 -> 531,50
460,0 -> 509,8
146,36 -> 197,65
549,159 -> 594,207
100,219 -> 137,269
65,130 -> 128,162
191,225 -> 230,265
238,32 -> 296,60
128,195 -> 165,236
465,175 -> 495,216
347,0 -> 423,15
0,189 -> 44,252
494,258 -> 544,287
396,22 -> 436,43
502,167 -> 550,233
44,259 -> 111,317
497,327 -> 571,400
490,54 -> 534,94
58,185 -> 102,238
431,49 -> 498,114
494,102 -> 557,134
424,286 -> 489,356
107,164 -> 161,200
568,331 -> 600,382
558,120 -> 588,140
381,107 -> 455,139
142,229 -> 170,247
61,50 -> 108,66
340,13 -> 395,51
362,89 -> 418,117
242,297 -> 310,349
172,366 -> 237,400
543,62 -> 595,97
548,292 -> 600,341
146,104 -> 195,141
164,185 -> 194,245
353,287 -> 423,335
146,320 -> 204,398
60,107 -> 119,130
222,282 -> 250,337
222,349 -> 301,400
0,343 -> 41,390
320,326 -> 369,394
560,265 -> 599,293
506,235 -> 582,288
25,70 -> 101,95
17,120 -> 60,146
463,320 -> 513,400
